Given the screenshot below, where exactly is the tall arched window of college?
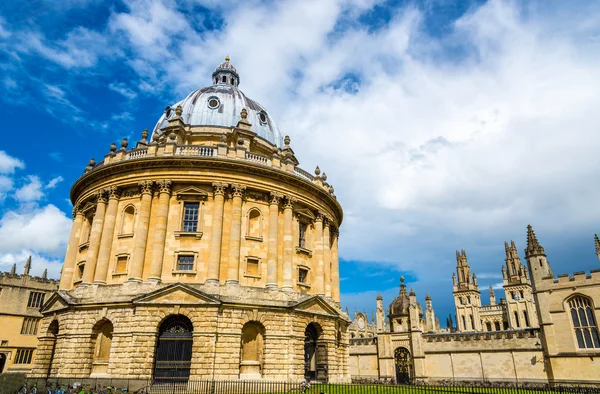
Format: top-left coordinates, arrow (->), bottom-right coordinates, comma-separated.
569,296 -> 600,349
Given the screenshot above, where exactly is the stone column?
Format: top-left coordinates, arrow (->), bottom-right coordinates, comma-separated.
266,192 -> 281,288
226,184 -> 245,285
82,191 -> 108,285
313,211 -> 325,295
94,186 -> 120,284
128,180 -> 154,282
323,218 -> 331,298
207,182 -> 226,284
59,205 -> 84,290
282,197 -> 295,290
148,180 -> 172,282
331,228 -> 340,302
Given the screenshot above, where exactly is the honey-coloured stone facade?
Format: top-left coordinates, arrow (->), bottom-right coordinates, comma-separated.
31,58 -> 350,382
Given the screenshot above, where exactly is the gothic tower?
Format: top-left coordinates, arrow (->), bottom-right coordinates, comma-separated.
525,225 -> 553,289
502,240 -> 538,329
595,234 -> 600,261
452,250 -> 482,331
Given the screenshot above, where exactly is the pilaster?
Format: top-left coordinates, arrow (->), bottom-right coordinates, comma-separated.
59,205 -> 84,290
148,179 -> 172,282
207,182 -> 226,284
81,190 -> 108,285
94,186 -> 121,284
266,192 -> 281,288
314,211 -> 324,295
128,180 -> 154,282
282,197 -> 295,290
226,183 -> 246,285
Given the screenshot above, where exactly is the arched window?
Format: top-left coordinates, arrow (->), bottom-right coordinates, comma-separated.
222,76 -> 227,83
494,321 -> 501,331
240,322 -> 265,379
461,316 -> 466,331
304,323 -> 322,381
469,314 -> 474,330
246,208 -> 262,239
523,310 -> 530,327
486,321 -> 492,331
81,216 -> 92,244
514,311 -> 520,328
569,296 -> 600,349
121,205 -> 136,235
467,296 -> 471,304
230,77 -> 234,85
512,264 -> 517,275
91,320 -> 113,375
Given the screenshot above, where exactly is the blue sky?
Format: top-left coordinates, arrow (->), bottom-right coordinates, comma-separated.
1,0 -> 600,322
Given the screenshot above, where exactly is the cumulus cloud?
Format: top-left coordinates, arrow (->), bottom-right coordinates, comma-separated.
14,175 -> 44,202
0,150 -> 25,174
0,250 -> 63,279
0,204 -> 71,257
45,176 -> 64,189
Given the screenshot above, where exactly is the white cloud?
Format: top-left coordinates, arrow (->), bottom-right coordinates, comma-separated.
0,151 -> 25,174
0,204 -> 71,257
45,176 -> 64,189
14,175 -> 44,202
108,82 -> 137,100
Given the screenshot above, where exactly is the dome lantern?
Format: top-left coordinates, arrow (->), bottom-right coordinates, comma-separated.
212,56 -> 240,87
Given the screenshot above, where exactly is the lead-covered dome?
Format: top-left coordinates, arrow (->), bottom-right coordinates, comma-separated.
153,57 -> 283,147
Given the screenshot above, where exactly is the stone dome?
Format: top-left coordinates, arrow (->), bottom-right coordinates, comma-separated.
389,277 -> 410,316
153,57 -> 283,147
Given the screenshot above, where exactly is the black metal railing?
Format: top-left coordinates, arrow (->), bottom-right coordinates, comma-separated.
19,378 -> 600,394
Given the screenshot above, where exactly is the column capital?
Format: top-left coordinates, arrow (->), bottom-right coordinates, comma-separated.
314,211 -> 324,222
105,186 -> 121,200
230,183 -> 246,198
283,196 -> 296,209
212,182 -> 227,196
330,226 -> 339,238
268,192 -> 282,205
138,180 -> 154,195
156,179 -> 173,195
71,203 -> 84,219
95,189 -> 108,204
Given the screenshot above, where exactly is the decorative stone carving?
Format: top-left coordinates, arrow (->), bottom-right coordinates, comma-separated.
121,138 -> 128,150
156,179 -> 173,194
283,196 -> 296,209
175,105 -> 183,117
268,192 -> 282,205
109,142 -> 117,153
105,186 -> 120,200
241,108 -> 248,119
314,211 -> 324,222
95,189 -> 108,204
315,166 -> 321,176
231,183 -> 246,198
138,180 -> 154,195
212,182 -> 227,196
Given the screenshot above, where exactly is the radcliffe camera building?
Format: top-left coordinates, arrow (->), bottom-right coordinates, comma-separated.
31,58 -> 350,382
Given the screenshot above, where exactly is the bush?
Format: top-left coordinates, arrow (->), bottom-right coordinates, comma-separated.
0,373 -> 27,394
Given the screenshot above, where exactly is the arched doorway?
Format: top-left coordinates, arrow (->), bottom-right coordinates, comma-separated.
154,315 -> 193,381
240,322 -> 265,379
394,347 -> 413,384
0,353 -> 6,373
304,323 -> 327,382
47,320 -> 59,377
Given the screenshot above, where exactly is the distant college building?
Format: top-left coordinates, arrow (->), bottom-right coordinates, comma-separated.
30,58 -> 350,382
0,258 -> 58,374
349,228 -> 600,384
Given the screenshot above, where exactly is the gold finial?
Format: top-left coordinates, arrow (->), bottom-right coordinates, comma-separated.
225,55 -> 230,62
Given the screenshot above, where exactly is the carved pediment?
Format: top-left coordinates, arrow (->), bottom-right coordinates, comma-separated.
80,201 -> 96,215
176,186 -> 209,201
295,208 -> 315,222
293,296 -> 340,317
41,292 -> 71,314
133,283 -> 220,306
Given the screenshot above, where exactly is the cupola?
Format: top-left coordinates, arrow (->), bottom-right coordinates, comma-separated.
212,56 -> 240,87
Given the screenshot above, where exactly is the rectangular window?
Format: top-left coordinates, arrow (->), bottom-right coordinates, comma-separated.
115,256 -> 128,274
182,202 -> 199,232
20,318 -> 39,335
177,255 -> 194,271
299,223 -> 307,248
246,258 -> 259,276
1,340 -> 8,347
298,268 -> 308,284
27,292 -> 45,308
14,348 -> 34,364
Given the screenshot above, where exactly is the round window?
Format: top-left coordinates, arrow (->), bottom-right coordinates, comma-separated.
165,106 -> 172,118
259,112 -> 267,123
207,97 -> 220,109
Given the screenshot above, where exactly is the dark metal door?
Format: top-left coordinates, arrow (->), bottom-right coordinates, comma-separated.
154,316 -> 193,381
394,347 -> 412,384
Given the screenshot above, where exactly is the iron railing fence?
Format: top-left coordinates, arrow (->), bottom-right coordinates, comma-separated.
19,378 -> 600,394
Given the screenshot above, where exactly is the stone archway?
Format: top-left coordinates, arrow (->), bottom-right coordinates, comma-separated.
394,347 -> 413,384
153,315 -> 193,382
46,320 -> 59,377
0,353 -> 6,373
304,323 -> 327,382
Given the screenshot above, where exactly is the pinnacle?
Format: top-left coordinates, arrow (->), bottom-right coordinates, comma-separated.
595,234 -> 600,255
525,224 -> 545,258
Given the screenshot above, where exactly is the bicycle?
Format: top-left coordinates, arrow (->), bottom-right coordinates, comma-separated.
287,380 -> 320,394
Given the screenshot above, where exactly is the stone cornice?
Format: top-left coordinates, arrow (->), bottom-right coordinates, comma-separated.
70,156 -> 343,225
